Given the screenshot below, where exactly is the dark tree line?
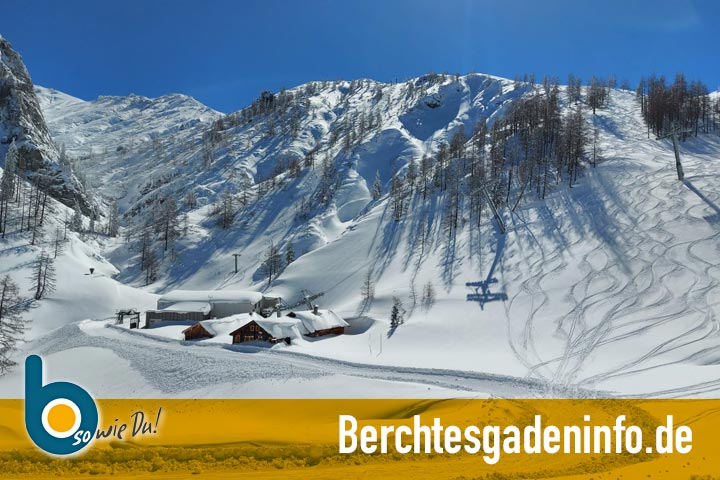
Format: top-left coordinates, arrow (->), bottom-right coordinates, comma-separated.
130,193 -> 184,284
0,141 -> 59,242
1,140 -> 118,242
373,76 -> 592,254
637,73 -> 715,138
0,144 -> 66,374
586,76 -> 610,115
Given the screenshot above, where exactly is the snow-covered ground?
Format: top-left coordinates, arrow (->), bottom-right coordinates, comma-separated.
1,77 -> 718,399
0,319 -> 559,399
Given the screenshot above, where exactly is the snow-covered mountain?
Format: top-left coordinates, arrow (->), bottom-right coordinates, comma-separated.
35,86 -> 220,157
40,73 -> 531,270
0,35 -> 92,213
2,47 -> 720,400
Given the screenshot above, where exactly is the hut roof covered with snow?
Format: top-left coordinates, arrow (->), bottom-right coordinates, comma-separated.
158,290 -> 264,305
254,318 -> 304,339
162,301 -> 212,315
202,315 -> 254,336
287,309 -> 348,335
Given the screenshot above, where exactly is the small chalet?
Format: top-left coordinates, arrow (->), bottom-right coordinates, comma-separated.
287,307 -> 348,337
228,316 -> 301,345
182,321 -> 215,341
180,315 -> 251,341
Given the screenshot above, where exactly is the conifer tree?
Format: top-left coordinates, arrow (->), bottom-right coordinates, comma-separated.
184,190 -> 198,208
285,242 -> 296,266
0,275 -> 29,374
70,201 -> 83,232
144,247 -> 158,285
159,197 -> 179,251
261,242 -> 282,284
0,141 -> 19,237
30,251 -> 56,300
107,200 -> 120,237
371,171 -> 382,200
390,296 -> 405,330
422,282 -> 436,311
53,227 -> 65,258
360,269 -> 375,308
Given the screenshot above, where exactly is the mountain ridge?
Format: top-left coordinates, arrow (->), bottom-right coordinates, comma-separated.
0,36 -> 92,213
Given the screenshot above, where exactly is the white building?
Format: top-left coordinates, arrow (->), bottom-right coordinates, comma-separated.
146,290 -> 281,327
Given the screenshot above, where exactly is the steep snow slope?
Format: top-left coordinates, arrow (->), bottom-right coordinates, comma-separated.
18,76 -> 720,399
73,74 -> 530,284
231,90 -> 720,398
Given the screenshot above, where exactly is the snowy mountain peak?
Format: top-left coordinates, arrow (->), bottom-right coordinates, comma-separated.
36,85 -> 220,158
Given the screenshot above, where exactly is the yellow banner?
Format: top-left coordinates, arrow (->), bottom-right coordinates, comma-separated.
0,399 -> 718,478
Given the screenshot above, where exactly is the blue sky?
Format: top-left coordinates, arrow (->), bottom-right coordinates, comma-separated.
1,0 -> 718,112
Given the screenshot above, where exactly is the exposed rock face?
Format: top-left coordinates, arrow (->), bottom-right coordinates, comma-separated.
0,35 -> 92,214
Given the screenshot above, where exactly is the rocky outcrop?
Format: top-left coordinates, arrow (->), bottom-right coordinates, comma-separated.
0,35 -> 92,214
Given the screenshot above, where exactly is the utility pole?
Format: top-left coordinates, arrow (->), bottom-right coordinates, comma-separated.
657,123 -> 693,181
301,289 -> 324,310
232,253 -> 242,274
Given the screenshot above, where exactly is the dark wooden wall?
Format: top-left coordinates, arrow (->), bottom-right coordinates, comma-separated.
232,321 -> 273,343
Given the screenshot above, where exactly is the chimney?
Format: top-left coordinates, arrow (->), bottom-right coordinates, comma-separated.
313,304 -> 319,315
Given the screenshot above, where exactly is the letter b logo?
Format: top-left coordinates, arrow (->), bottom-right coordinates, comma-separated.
24,355 -> 98,455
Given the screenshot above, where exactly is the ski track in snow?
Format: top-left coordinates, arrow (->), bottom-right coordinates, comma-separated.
507,95 -> 720,397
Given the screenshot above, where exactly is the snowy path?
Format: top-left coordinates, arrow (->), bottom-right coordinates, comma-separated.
25,320 -> 580,399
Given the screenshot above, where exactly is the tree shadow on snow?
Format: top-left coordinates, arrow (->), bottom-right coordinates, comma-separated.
684,179 -> 720,224
466,223 -> 508,310
366,198 -> 405,281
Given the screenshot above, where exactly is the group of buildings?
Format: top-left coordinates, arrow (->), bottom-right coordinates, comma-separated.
139,289 -> 348,345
